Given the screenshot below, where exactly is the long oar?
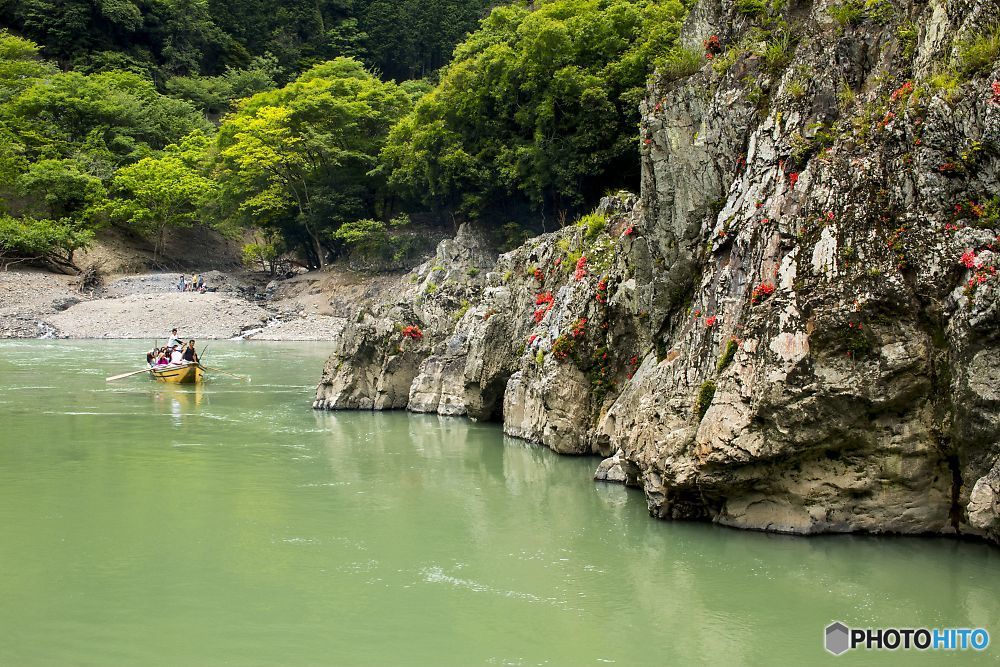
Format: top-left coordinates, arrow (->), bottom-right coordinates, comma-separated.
106,367 -> 153,382
199,364 -> 251,382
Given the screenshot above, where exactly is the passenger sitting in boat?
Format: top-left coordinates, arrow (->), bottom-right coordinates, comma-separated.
155,349 -> 170,366
182,340 -> 199,364
146,348 -> 157,366
170,346 -> 184,365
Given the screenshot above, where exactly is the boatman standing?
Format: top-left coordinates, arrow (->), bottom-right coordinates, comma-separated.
168,328 -> 183,348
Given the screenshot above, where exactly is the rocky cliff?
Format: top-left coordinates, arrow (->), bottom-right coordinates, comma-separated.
316,0 -> 1000,544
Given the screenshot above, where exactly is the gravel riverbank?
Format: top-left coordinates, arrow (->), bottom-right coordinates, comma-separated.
0,269 -> 347,341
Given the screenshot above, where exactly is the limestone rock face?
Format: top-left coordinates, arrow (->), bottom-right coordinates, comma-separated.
317,0 -> 1000,544
313,224 -> 496,411
969,463 -> 1000,543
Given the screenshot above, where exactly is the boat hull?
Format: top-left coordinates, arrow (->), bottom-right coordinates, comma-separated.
150,363 -> 203,384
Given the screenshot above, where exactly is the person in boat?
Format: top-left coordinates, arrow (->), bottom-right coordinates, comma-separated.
169,346 -> 184,365
146,347 -> 157,366
182,340 -> 199,364
155,348 -> 170,366
168,328 -> 183,348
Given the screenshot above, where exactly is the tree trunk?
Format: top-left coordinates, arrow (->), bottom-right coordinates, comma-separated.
309,230 -> 326,269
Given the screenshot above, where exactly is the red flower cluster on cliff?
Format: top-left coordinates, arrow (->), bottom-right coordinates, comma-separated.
627,354 -> 639,380
960,249 -> 997,294
890,81 -> 913,103
703,34 -> 721,57
880,111 -> 895,127
533,291 -> 555,323
574,256 -> 588,281
570,318 -> 587,339
401,325 -> 423,340
788,172 -> 799,189
533,267 -> 544,282
992,81 -> 1000,105
751,282 -> 776,304
705,315 -> 717,328
939,162 -> 956,173
595,278 -> 608,304
624,225 -> 635,236
969,271 -> 994,287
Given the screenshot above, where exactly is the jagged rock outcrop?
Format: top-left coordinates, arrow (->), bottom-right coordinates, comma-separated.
317,0 -> 1000,544
313,224 -> 497,410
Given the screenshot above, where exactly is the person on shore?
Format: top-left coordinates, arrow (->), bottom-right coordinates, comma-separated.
177,275 -> 186,291
196,274 -> 205,290
182,340 -> 199,364
168,328 -> 183,348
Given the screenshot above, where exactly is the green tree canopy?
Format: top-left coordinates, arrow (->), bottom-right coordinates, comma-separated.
215,57 -> 412,266
0,68 -> 208,168
380,0 -> 690,221
104,133 -> 218,259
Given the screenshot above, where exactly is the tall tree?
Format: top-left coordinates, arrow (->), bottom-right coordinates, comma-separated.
103,133 -> 218,259
215,57 -> 411,267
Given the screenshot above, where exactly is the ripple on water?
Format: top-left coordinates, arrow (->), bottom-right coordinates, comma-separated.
419,566 -> 583,613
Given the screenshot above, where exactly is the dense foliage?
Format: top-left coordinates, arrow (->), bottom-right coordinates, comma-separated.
380,0 -> 691,219
0,0 -> 697,269
0,0 -> 491,84
0,29 -> 206,267
214,58 -> 413,267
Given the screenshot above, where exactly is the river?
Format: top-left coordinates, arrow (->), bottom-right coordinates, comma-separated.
0,340 -> 997,665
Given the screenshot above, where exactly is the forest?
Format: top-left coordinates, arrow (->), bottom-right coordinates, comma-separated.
0,0 -> 692,270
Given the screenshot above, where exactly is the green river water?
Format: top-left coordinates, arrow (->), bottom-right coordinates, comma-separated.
0,340 -> 998,666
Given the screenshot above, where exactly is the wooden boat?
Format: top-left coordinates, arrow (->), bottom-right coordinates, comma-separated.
149,363 -> 204,384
